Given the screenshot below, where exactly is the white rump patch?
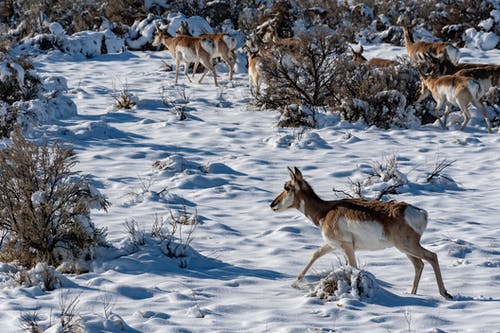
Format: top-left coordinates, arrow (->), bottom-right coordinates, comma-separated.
222,35 -> 237,50
200,39 -> 215,55
298,200 -> 306,214
467,80 -> 480,100
404,206 -> 428,235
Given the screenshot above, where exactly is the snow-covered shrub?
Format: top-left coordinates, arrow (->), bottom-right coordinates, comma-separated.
333,155 -> 458,200
260,26 -> 343,109
0,54 -> 66,137
0,55 -> 41,105
12,90 -> 77,135
463,27 -> 500,50
0,68 -> 76,137
125,14 -> 160,50
0,128 -> 109,272
18,310 -> 42,332
0,54 -> 74,136
308,266 -> 378,301
364,155 -> 410,199
277,104 -> 317,128
333,155 -> 410,200
333,58 -> 425,129
0,102 -> 16,138
17,28 -> 125,56
153,154 -> 205,175
1,262 -> 68,291
61,31 -> 105,57
3,0 -> 143,40
25,263 -> 64,291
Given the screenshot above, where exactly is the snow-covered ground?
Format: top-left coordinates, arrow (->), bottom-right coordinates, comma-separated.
1,40 -> 500,332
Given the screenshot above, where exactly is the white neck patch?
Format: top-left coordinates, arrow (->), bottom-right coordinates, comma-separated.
298,199 -> 306,215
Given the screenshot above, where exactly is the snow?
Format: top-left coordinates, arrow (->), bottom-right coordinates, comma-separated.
48,22 -> 65,36
167,13 -> 215,36
1,20 -> 500,333
464,28 -> 500,50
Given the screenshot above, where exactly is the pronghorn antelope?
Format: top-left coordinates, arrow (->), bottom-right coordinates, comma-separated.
349,45 -> 397,67
417,74 -> 492,133
453,65 -> 500,98
255,17 -> 301,52
152,26 -> 219,86
420,52 -> 498,76
271,33 -> 301,51
176,21 -> 237,81
439,58 -> 498,76
402,25 -> 460,65
271,167 -> 452,299
242,43 -> 264,97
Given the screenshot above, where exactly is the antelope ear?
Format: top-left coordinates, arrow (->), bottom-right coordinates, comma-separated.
287,166 -> 295,180
293,167 -> 303,180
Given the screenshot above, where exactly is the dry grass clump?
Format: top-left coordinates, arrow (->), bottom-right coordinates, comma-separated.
308,266 -> 377,301
152,208 -> 198,268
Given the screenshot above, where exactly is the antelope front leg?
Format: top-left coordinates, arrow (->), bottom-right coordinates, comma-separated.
292,244 -> 333,288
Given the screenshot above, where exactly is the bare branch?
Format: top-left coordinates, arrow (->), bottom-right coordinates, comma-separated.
426,158 -> 456,183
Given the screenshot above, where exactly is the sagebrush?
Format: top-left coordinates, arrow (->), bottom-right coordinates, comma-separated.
0,128 -> 108,271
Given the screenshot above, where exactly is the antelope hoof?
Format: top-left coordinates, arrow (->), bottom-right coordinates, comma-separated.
442,291 -> 453,300
291,280 -> 301,288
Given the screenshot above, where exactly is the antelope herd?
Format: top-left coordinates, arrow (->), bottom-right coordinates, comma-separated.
153,21 -> 237,87
152,26 -> 219,86
401,25 -> 498,133
149,18 -> 498,299
152,20 -> 497,133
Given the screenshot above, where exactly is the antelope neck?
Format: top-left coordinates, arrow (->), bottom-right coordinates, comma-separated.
298,188 -> 331,227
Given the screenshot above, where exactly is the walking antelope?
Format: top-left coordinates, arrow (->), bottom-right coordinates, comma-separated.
454,65 -> 500,98
439,58 -> 498,76
402,25 -> 460,65
417,73 -> 493,133
270,167 -> 452,299
176,21 -> 237,81
152,25 -> 219,86
420,52 -> 498,77
350,45 -> 397,67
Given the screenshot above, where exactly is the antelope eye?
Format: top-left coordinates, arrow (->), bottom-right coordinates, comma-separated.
284,183 -> 290,191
